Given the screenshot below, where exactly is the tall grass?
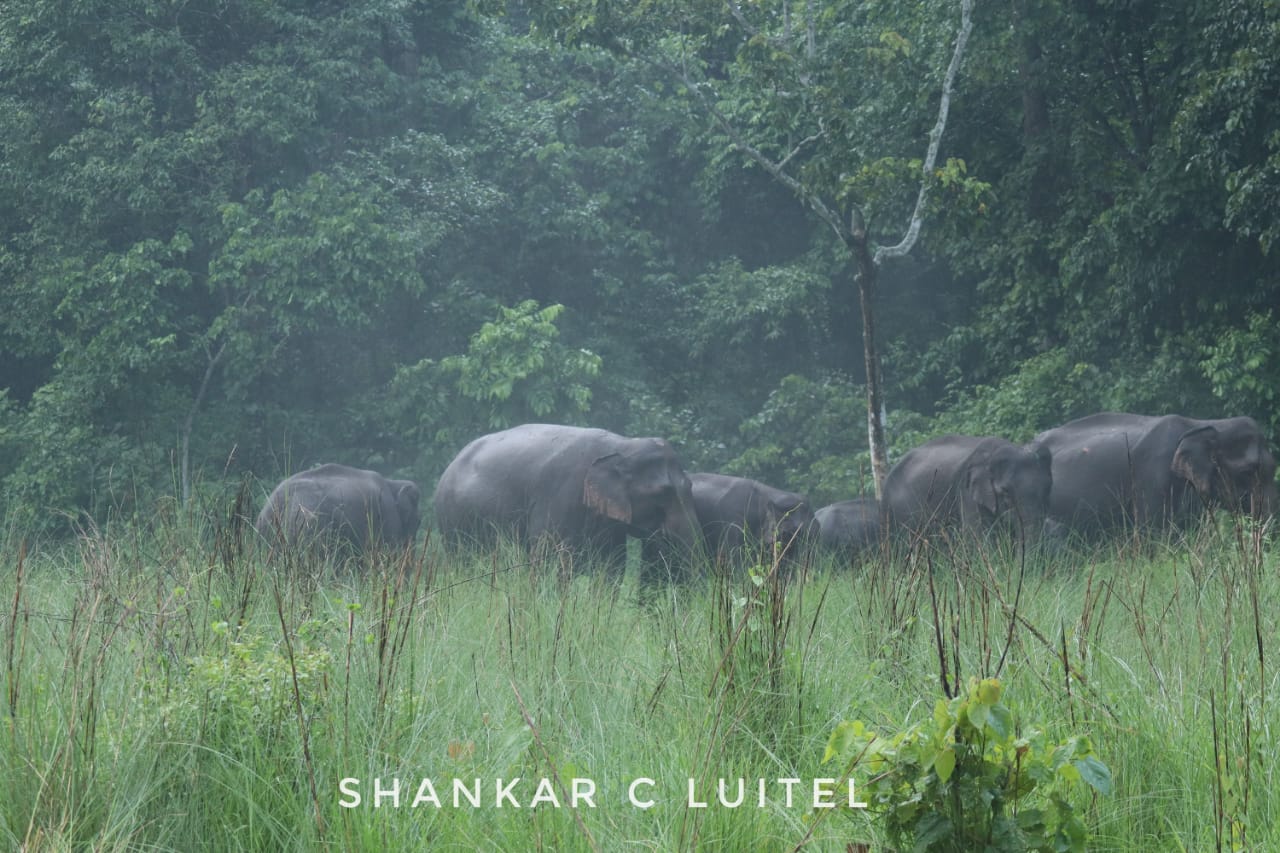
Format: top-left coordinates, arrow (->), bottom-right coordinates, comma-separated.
0,503 -> 1275,851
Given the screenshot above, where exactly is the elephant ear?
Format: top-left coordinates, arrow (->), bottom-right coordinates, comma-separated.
1171,426 -> 1219,496
396,481 -> 420,509
583,454 -> 633,524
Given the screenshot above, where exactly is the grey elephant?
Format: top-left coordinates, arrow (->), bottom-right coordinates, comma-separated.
883,435 -> 1054,544
432,424 -> 698,582
1033,412 -> 1277,537
256,463 -> 421,555
689,473 -> 816,568
814,497 -> 881,554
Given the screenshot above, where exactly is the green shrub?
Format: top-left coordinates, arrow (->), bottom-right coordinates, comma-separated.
156,627 -> 332,754
824,677 -> 1111,852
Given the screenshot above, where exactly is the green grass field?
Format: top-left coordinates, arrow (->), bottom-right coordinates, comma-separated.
1,509 -> 1276,851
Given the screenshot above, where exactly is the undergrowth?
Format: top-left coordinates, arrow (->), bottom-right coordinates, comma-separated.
0,507 -> 1275,851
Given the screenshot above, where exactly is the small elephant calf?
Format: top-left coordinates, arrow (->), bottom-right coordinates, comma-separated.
814,497 -> 881,554
689,472 -> 816,568
256,463 -> 421,556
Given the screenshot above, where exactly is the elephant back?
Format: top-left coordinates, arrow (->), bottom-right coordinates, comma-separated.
257,463 -> 420,554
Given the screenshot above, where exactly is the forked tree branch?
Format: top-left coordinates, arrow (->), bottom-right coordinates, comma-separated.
875,0 -> 975,263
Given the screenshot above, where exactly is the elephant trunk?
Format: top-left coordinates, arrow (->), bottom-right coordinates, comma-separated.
774,516 -> 818,561
1005,505 -> 1051,547
663,496 -> 700,550
1036,517 -> 1068,554
1254,478 -> 1278,523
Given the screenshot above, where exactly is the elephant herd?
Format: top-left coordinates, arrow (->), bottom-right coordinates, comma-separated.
817,413 -> 1276,553
255,414 -> 1277,575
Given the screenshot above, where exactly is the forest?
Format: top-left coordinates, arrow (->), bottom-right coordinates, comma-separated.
2,4 -> 1280,851
2,0 -> 1277,532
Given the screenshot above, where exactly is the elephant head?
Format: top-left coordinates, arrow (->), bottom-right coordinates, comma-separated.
1171,420 -> 1277,520
391,479 -> 422,540
582,440 -> 697,547
764,494 -> 817,553
964,442 -> 1053,538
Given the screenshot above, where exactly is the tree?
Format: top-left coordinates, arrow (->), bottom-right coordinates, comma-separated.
0,0 -> 693,528
0,0 -> 512,527
528,0 -> 984,496
918,0 -> 1280,451
387,300 -> 602,476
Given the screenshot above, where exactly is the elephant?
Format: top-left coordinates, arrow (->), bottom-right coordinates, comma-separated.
256,463 -> 421,556
1032,412 -> 1277,537
688,473 -> 816,568
814,497 -> 881,554
431,423 -> 698,582
883,435 -> 1055,545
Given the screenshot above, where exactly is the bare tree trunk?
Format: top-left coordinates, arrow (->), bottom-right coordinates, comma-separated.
863,0 -> 973,496
1013,0 -> 1049,141
849,210 -> 889,497
674,0 -> 974,499
1013,0 -> 1053,222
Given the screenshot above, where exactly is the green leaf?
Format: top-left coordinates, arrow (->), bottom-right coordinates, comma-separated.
823,721 -> 859,764
934,747 -> 956,783
933,699 -> 951,733
986,703 -> 1013,739
913,811 -> 953,850
966,701 -> 990,731
1072,756 -> 1113,795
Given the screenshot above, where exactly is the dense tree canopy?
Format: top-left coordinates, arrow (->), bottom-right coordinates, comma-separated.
2,0 -> 1278,533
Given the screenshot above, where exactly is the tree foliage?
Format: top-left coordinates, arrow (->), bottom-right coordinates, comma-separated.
2,0 -> 1278,531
